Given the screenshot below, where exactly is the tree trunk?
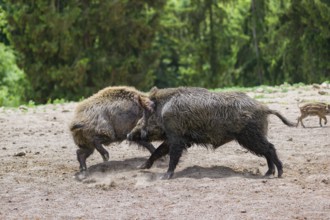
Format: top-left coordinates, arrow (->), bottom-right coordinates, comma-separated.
251,0 -> 263,85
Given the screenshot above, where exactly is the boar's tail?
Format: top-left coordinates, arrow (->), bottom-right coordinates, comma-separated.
267,110 -> 296,127
70,123 -> 84,131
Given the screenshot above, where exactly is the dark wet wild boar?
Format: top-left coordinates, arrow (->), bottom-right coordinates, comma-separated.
296,102 -> 330,128
70,86 -> 156,173
127,87 -> 296,179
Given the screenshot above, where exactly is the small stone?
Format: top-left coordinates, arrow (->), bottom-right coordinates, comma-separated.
253,168 -> 261,175
14,152 -> 26,157
318,90 -> 327,95
312,84 -> 320,89
321,179 -> 329,184
18,105 -> 28,111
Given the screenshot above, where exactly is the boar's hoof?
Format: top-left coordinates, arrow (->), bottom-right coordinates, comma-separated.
126,133 -> 133,141
75,170 -> 88,181
160,172 -> 174,180
264,169 -> 275,177
138,161 -> 152,169
101,152 -> 110,162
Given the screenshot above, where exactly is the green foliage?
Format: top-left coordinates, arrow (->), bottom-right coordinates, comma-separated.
27,100 -> 36,108
277,0 -> 330,84
1,0 -> 329,104
153,0 -> 329,89
0,43 -> 27,106
4,0 -> 165,103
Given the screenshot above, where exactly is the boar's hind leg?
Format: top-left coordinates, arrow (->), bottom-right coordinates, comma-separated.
139,141 -> 169,169
235,126 -> 283,178
77,146 -> 94,172
94,139 -> 110,162
264,143 -> 283,177
320,116 -> 327,126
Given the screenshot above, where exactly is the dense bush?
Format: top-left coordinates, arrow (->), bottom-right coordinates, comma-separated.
1,0 -> 329,104
0,43 -> 27,106
4,0 -> 166,103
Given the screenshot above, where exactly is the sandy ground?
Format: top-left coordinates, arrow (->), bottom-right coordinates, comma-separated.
0,84 -> 330,220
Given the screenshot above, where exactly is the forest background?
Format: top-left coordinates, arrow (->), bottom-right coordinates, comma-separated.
0,0 -> 329,106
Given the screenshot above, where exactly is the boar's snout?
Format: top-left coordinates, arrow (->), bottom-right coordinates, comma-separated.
127,127 -> 148,141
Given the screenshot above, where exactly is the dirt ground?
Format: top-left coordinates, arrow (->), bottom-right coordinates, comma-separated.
1,84 -> 330,220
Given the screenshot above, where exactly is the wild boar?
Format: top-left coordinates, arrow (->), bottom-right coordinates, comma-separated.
128,87 -> 295,179
70,86 -> 156,173
296,102 -> 330,128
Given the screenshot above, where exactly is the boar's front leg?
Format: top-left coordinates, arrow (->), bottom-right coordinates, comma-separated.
161,136 -> 188,180
136,140 -> 156,154
139,141 -> 170,169
297,115 -> 306,128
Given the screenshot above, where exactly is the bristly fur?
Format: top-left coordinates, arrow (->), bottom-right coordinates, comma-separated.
70,123 -> 84,131
70,86 -> 157,172
128,87 -> 295,179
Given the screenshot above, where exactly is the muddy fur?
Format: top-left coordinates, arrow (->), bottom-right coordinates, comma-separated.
128,87 -> 208,142
128,87 -> 295,179
70,86 -> 155,172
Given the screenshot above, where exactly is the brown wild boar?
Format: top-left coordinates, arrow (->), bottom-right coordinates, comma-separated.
70,86 -> 156,173
296,102 -> 330,128
127,87 -> 295,179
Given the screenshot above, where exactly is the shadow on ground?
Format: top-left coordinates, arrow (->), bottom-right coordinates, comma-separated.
140,165 -> 266,180
75,157 -> 270,181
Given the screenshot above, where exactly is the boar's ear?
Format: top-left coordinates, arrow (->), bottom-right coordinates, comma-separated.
142,97 -> 155,112
150,86 -> 158,93
149,86 -> 158,97
134,95 -> 155,112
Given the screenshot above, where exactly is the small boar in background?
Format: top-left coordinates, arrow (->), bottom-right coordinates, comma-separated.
128,87 -> 295,179
70,86 -> 155,173
296,102 -> 330,128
